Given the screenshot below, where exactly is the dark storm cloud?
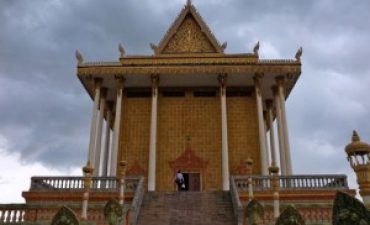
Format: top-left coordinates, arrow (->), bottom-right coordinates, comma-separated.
0,0 -> 369,178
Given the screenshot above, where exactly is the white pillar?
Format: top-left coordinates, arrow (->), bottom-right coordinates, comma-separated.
266,100 -> 277,167
108,129 -> 114,176
219,74 -> 230,191
273,87 -> 286,175
277,77 -> 292,175
87,79 -> 101,165
102,110 -> 112,176
94,92 -> 106,176
254,75 -> 268,175
148,74 -> 159,191
111,77 -> 125,176
263,115 -> 271,167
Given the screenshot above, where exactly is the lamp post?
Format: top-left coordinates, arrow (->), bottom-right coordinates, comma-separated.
345,131 -> 370,207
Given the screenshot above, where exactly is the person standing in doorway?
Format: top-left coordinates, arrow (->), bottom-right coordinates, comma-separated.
174,170 -> 185,191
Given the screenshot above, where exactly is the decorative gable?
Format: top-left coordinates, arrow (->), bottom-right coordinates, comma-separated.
162,14 -> 217,54
152,1 -> 226,55
169,138 -> 208,170
126,160 -> 147,176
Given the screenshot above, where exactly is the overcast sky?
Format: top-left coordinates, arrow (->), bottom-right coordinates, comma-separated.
0,0 -> 369,203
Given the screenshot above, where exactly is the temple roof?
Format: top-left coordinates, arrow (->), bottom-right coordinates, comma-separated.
75,1 -> 302,117
151,0 -> 226,55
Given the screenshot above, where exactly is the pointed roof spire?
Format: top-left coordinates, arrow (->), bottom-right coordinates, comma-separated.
352,130 -> 360,142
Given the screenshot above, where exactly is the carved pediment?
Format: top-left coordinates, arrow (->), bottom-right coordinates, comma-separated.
246,199 -> 264,225
154,2 -> 225,55
104,199 -> 129,225
275,206 -> 305,225
126,160 -> 147,176
162,14 -> 217,54
333,191 -> 370,225
169,139 -> 208,170
51,206 -> 79,225
231,160 -> 247,175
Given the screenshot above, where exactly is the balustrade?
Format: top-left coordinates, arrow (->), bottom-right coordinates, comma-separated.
30,176 -> 140,193
0,205 -> 26,223
233,174 -> 348,192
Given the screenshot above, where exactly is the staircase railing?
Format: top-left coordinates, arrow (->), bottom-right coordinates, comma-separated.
129,176 -> 145,225
230,177 -> 244,225
233,174 -> 348,192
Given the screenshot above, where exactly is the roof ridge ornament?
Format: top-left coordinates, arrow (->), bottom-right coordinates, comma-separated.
118,43 -> 125,57
221,42 -> 227,51
253,41 -> 260,57
187,0 -> 192,7
150,43 -> 159,55
75,49 -> 84,65
295,46 -> 303,62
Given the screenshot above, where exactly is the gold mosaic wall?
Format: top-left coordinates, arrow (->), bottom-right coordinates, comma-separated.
118,91 -> 260,191
227,97 -> 261,174
156,91 -> 222,191
119,97 -> 151,177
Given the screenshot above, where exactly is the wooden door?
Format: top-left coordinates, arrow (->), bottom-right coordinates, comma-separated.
188,173 -> 201,191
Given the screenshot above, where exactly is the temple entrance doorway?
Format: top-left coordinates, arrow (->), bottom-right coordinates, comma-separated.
183,173 -> 201,191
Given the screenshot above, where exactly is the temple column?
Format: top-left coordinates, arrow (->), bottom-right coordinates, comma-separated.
102,109 -> 112,176
254,74 -> 268,175
218,74 -> 230,191
277,77 -> 292,175
94,89 -> 106,176
266,100 -> 277,168
111,77 -> 125,176
108,129 -> 114,176
273,86 -> 286,175
148,74 -> 159,191
263,112 -> 271,167
87,79 -> 102,166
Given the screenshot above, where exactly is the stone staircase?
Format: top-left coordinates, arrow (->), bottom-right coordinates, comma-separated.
136,191 -> 236,225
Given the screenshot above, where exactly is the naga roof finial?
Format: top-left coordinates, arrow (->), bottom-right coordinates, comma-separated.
118,43 -> 125,57
221,42 -> 227,51
295,46 -> 303,62
253,41 -> 260,57
150,43 -> 159,55
75,49 -> 84,65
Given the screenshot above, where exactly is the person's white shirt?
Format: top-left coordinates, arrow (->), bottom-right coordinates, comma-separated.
176,172 -> 184,183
